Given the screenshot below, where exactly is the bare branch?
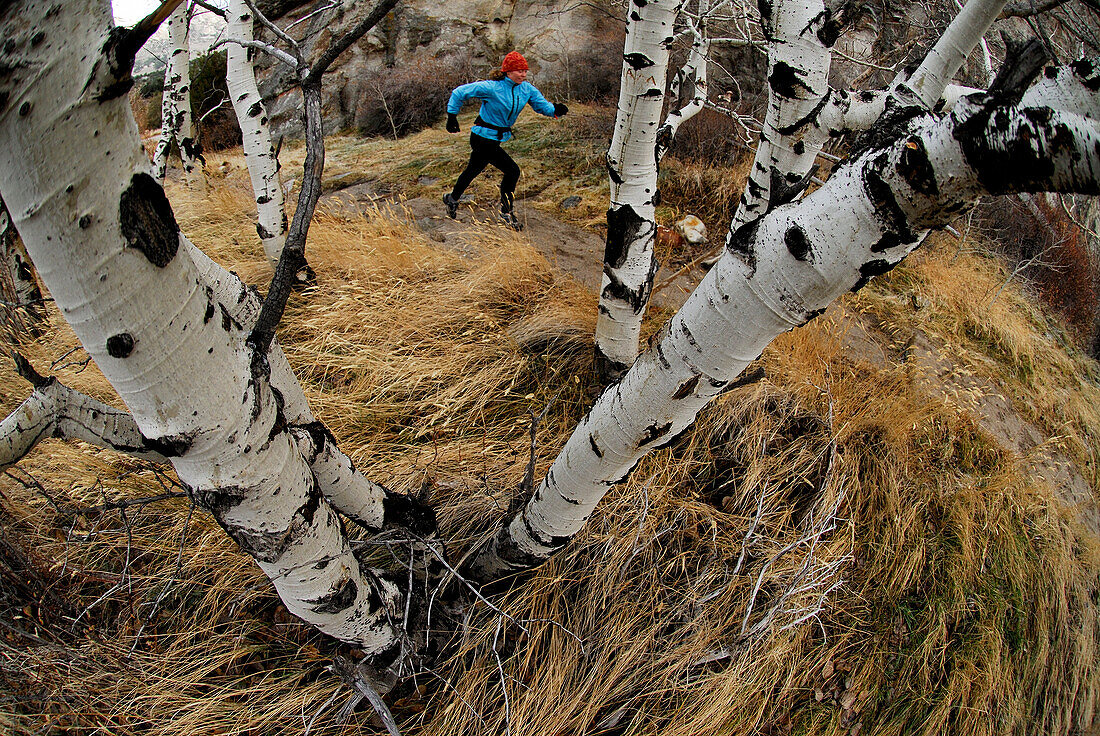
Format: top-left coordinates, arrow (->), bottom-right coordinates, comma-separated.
130,501 -> 196,652
214,37 -> 299,69
285,1 -> 342,32
129,0 -> 187,52
1,363 -> 170,471
192,0 -> 228,18
491,617 -> 513,736
307,0 -> 401,83
243,0 -> 302,57
1000,0 -> 1073,17
330,655 -> 403,736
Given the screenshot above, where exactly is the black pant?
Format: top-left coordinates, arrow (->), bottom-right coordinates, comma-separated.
451,133 -> 520,211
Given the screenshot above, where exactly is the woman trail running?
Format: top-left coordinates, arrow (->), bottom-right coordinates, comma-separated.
443,51 -> 567,230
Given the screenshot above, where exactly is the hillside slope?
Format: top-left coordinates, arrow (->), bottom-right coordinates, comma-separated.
1,110 -> 1099,735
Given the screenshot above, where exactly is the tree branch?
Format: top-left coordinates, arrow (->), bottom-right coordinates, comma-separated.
129,0 -> 187,52
1,359 -> 169,471
243,0 -> 302,57
999,0 -> 1072,17
307,0 -> 400,83
215,37 -> 300,69
192,0 -> 227,18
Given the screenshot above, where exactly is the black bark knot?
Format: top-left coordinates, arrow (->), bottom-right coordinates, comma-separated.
769,61 -> 812,98
308,575 -> 359,615
863,155 -> 914,249
191,485 -> 245,517
897,135 -> 938,196
1070,58 -> 1099,91
816,15 -> 842,47
757,0 -> 773,25
623,52 -> 654,71
784,224 -> 813,263
639,421 -> 672,447
726,220 -> 759,276
603,206 -> 655,310
672,374 -> 700,400
382,490 -> 437,535
851,259 -> 895,293
119,173 -> 179,268
106,332 -> 135,358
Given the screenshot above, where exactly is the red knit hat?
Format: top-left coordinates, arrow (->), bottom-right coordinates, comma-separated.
501,51 -> 528,73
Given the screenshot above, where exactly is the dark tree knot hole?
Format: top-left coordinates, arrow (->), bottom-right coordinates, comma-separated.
119,173 -> 179,268
106,332 -> 135,358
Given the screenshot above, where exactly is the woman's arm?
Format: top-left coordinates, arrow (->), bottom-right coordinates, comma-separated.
447,80 -> 491,114
524,83 -> 559,117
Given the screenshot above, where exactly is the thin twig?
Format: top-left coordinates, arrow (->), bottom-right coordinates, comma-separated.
285,1 -> 341,32
215,37 -> 299,68
419,664 -> 487,725
192,0 -> 227,18
243,0 -> 301,56
1059,194 -> 1100,240
331,655 -> 403,736
491,617 -> 512,736
130,500 -> 196,653
128,0 -> 187,52
303,689 -> 342,736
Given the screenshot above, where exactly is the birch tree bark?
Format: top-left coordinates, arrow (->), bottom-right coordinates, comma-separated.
593,0 -> 687,382
0,0 -> 420,659
465,62 -> 1100,581
0,357 -> 169,471
729,0 -> 836,231
655,0 -> 713,163
891,0 -> 1011,110
225,0 -> 288,266
151,2 -> 204,182
731,0 -> 1009,239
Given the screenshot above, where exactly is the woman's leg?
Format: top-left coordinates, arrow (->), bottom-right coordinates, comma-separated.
451,134 -> 494,199
487,146 -> 521,212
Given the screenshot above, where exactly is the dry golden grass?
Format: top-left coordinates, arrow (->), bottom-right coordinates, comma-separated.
1,129 -> 1099,736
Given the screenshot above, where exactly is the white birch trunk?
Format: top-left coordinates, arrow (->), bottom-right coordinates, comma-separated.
1020,57 -> 1100,118
466,80 -> 1100,580
182,237 -> 399,531
151,2 -> 203,182
0,0 -> 403,655
225,0 -> 288,266
892,0 -> 1010,109
732,0 -> 1007,238
656,1 -> 711,163
593,0 -> 686,381
730,0 -> 834,231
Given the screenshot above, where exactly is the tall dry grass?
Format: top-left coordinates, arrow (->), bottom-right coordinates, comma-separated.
1,127 -> 1098,735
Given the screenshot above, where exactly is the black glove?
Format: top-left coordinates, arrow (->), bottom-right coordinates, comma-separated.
553,103 -> 569,118
446,113 -> 460,133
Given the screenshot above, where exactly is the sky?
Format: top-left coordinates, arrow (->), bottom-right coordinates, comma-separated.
111,0 -> 229,26
112,0 -> 161,26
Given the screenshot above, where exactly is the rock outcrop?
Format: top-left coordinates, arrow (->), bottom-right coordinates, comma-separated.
255,0 -> 622,138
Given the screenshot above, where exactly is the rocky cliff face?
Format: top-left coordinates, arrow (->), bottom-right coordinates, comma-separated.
255,0 -> 621,138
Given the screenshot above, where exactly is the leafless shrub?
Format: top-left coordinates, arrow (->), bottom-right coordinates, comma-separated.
354,55 -> 478,139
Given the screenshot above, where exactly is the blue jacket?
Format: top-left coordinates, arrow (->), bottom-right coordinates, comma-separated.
447,78 -> 556,143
